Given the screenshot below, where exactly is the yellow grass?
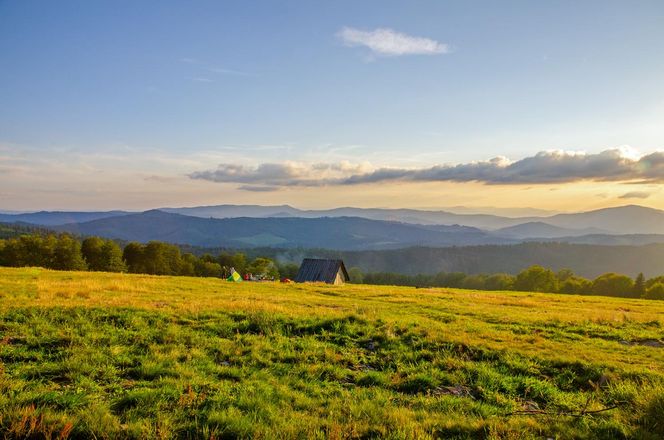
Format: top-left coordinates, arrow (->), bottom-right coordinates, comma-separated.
2,266 -> 663,373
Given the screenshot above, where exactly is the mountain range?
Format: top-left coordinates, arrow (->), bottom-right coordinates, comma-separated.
0,211 -> 130,226
2,204 -> 664,249
54,210 -> 514,250
492,222 -> 607,239
155,204 -> 664,235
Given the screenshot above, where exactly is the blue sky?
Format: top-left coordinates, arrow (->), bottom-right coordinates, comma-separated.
1,1 -> 663,211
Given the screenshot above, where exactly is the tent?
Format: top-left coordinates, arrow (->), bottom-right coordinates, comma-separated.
227,269 -> 242,282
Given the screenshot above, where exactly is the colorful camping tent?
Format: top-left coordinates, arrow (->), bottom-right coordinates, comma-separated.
227,269 -> 242,282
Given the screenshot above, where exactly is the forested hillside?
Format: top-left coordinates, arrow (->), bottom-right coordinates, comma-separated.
272,242 -> 664,278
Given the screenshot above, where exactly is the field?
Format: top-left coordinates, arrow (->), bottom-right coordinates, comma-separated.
0,267 -> 663,439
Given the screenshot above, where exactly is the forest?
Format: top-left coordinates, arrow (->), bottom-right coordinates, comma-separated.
361,267 -> 664,300
0,233 -> 292,280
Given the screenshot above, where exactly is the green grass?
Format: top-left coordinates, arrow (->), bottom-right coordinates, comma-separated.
0,267 -> 663,439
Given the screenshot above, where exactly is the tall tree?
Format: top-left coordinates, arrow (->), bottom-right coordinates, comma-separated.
142,241 -> 182,275
81,236 -> 105,271
123,242 -> 145,273
633,273 -> 646,298
556,269 -> 575,283
231,253 -> 247,274
100,240 -> 127,272
195,259 -> 222,277
180,253 -> 197,276
52,235 -> 87,271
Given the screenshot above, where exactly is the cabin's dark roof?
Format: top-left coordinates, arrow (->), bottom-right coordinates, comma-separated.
295,258 -> 349,283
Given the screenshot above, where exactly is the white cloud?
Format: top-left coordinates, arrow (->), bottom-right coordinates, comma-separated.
209,67 -> 253,77
337,27 -> 449,56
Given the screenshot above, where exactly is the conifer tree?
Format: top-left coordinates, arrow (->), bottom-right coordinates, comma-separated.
633,273 -> 646,298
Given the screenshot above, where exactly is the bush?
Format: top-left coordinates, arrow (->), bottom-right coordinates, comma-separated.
559,276 -> 592,295
645,283 -> 664,300
484,273 -> 515,291
514,266 -> 558,293
592,273 -> 635,297
247,257 -> 279,279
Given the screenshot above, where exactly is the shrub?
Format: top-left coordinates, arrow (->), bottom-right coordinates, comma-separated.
645,283 -> 664,300
514,266 -> 558,293
592,273 -> 635,297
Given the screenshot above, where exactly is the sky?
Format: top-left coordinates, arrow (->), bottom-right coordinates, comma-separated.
1,0 -> 663,213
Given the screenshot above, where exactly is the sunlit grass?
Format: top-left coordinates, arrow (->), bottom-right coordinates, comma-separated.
0,267 -> 663,439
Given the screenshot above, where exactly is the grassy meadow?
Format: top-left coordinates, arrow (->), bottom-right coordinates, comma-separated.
0,267 -> 663,439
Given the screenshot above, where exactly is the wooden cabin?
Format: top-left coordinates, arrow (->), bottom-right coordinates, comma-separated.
294,258 -> 349,285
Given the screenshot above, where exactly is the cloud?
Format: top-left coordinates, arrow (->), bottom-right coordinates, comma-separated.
238,185 -> 280,192
341,148 -> 664,185
337,27 -> 449,56
189,148 -> 664,189
619,191 -> 651,199
144,175 -> 179,184
189,161 -> 373,187
209,67 -> 253,77
190,163 -> 303,185
192,77 -> 213,83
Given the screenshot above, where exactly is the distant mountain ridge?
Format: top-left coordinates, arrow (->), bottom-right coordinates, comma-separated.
160,205 -> 520,229
3,204 -> 664,245
55,210 -> 515,250
542,205 -> 664,234
0,210 -> 130,226
493,222 -> 608,239
161,204 -> 664,234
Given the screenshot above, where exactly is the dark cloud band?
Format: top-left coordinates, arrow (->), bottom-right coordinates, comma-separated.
189,148 -> 664,189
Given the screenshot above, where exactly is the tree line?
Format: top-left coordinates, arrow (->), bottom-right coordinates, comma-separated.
1,233 -> 663,300
0,233 -> 297,279
356,265 -> 664,300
